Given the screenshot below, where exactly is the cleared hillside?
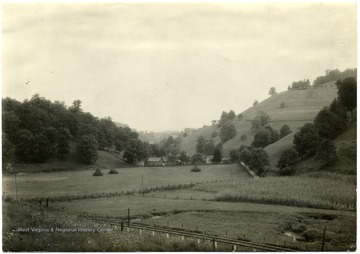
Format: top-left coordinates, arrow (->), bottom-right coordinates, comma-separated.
181,85 -> 338,157
11,142 -> 132,173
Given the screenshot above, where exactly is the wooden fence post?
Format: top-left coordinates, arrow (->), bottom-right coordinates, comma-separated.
212,239 -> 217,251
127,208 -> 130,227
321,226 -> 327,251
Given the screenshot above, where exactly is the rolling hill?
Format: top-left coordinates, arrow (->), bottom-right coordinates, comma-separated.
180,83 -> 338,160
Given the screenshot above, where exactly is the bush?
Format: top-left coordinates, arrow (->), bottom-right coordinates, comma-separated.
211,132 -> 218,138
190,165 -> 201,172
280,102 -> 285,108
93,168 -> 103,176
108,168 -> 118,174
240,134 -> 247,141
301,229 -> 322,242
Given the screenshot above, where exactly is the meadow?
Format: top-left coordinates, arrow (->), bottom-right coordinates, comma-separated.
3,164 -> 248,199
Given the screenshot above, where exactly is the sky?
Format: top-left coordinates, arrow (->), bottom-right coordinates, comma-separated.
2,2 -> 357,132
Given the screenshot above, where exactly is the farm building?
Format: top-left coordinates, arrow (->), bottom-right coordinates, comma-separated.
146,157 -> 165,167
205,155 -> 214,164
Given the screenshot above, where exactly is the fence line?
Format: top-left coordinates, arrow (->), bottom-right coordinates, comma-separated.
14,178 -> 234,204
80,214 -> 298,252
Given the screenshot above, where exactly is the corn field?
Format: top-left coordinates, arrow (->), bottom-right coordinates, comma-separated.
194,175 -> 356,210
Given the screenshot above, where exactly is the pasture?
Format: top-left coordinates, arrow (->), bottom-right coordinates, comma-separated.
2,164 -> 248,199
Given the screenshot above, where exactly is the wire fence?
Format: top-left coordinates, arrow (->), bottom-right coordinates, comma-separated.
7,179 -> 233,204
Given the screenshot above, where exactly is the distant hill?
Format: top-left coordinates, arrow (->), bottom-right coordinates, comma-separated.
138,130 -> 181,144
180,84 -> 338,157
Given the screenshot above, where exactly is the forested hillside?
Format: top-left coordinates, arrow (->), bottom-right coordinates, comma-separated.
2,95 -> 149,170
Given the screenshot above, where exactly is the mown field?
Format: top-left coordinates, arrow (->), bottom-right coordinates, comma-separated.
3,164 -> 248,199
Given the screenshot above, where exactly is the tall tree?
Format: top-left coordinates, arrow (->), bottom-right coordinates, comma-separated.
77,134 -> 98,164
277,148 -> 298,175
247,148 -> 270,174
268,87 -> 277,96
203,139 -> 215,155
280,124 -> 292,138
336,77 -> 357,118
251,128 -> 272,148
213,148 -> 222,163
251,111 -> 270,132
219,120 -> 237,143
317,139 -> 337,165
57,127 -> 72,159
196,136 -> 206,154
229,149 -> 239,163
293,123 -> 321,157
314,109 -> 341,139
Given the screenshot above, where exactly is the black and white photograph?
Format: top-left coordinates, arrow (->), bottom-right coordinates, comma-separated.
2,1 -> 357,251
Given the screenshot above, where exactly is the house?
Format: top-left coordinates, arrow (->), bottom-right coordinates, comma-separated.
146,157 -> 165,167
205,155 -> 214,164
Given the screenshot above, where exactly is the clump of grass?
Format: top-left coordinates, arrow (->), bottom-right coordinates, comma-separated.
194,176 -> 356,210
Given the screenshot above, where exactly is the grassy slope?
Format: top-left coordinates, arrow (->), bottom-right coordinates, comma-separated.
12,142 -> 132,173
181,84 -> 337,157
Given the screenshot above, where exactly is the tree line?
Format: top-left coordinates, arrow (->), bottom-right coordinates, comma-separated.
313,68 -> 357,87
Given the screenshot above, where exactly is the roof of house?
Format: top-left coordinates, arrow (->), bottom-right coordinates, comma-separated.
147,157 -> 163,162
205,155 -> 214,159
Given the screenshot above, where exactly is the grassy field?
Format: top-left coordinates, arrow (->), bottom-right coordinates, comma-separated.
3,164 -> 248,199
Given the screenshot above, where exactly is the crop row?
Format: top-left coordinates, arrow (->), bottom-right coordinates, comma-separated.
194,176 -> 356,210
